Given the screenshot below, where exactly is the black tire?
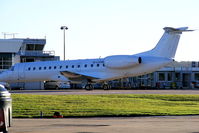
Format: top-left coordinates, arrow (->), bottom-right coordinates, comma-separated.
85,84 -> 93,91
108,84 -> 112,89
103,84 -> 109,90
89,84 -> 94,90
55,86 -> 59,90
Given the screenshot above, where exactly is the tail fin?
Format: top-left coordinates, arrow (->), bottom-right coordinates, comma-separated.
140,27 -> 193,58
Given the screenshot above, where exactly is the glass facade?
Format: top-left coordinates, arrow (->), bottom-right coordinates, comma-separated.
158,73 -> 165,81
175,72 -> 181,81
0,53 -> 12,69
167,72 -> 172,81
26,44 -> 44,51
194,73 -> 199,81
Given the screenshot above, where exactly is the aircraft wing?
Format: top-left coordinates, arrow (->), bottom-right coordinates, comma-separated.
60,71 -> 99,81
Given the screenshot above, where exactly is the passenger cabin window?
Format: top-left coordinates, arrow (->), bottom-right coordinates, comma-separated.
39,67 -> 42,70
66,65 -> 68,69
91,64 -> 93,67
72,65 -> 74,68
33,67 -> 36,70
60,66 -> 62,69
77,65 -> 80,68
49,66 -> 52,69
84,64 -> 87,68
192,62 -> 196,67
44,67 -> 46,70
54,66 -> 57,69
28,67 -> 31,71
97,64 -> 99,67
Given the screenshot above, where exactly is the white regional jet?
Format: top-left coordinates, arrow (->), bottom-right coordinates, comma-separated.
0,27 -> 193,90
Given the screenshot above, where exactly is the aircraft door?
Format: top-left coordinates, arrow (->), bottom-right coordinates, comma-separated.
17,64 -> 25,81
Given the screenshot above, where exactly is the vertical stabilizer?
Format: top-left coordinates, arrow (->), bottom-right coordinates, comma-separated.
140,27 -> 193,58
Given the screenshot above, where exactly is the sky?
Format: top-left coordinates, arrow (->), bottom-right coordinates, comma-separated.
0,0 -> 199,61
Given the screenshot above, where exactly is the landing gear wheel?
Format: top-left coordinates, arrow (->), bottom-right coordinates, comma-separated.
103,84 -> 111,90
85,84 -> 93,91
55,86 -> 59,90
127,82 -> 132,89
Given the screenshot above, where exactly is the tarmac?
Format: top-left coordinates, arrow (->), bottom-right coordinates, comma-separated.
11,89 -> 199,95
9,116 -> 199,133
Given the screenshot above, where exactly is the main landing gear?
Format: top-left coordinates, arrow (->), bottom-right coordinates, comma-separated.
83,82 -> 111,91
84,84 -> 94,91
102,84 -> 111,90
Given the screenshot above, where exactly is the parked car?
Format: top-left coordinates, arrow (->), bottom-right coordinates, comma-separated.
0,82 -> 11,90
44,81 -> 70,89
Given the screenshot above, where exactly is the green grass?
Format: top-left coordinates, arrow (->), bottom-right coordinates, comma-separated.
12,94 -> 199,118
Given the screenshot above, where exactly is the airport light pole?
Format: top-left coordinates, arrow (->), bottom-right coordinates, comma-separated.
60,26 -> 68,60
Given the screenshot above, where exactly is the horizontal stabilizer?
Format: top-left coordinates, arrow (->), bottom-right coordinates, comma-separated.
164,27 -> 194,33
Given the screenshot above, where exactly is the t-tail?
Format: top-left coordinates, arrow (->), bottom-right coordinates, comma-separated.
139,27 -> 193,59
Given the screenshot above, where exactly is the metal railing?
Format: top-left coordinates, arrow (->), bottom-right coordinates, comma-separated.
18,50 -> 55,56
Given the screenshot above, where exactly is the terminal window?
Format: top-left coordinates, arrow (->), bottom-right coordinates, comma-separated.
158,72 -> 165,81
26,44 -> 44,51
195,73 -> 199,81
167,72 -> 172,81
175,72 -> 181,81
0,53 -> 12,69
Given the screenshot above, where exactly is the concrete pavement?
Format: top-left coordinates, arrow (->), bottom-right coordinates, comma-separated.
9,116 -> 199,133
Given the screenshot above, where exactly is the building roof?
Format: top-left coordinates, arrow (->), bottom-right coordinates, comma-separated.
0,38 -> 46,53
0,39 -> 23,53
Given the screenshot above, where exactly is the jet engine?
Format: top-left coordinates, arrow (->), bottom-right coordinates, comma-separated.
104,55 -> 142,69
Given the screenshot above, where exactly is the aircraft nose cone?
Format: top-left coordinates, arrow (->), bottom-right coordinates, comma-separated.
0,74 -> 4,81
0,72 -> 8,82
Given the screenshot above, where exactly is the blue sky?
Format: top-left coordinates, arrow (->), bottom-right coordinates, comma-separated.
0,0 -> 199,61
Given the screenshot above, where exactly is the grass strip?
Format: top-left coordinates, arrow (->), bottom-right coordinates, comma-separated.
12,94 -> 199,118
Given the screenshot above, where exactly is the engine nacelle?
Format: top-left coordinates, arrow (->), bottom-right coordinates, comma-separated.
104,55 -> 142,69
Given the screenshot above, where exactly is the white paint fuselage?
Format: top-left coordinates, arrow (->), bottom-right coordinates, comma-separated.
0,56 -> 172,83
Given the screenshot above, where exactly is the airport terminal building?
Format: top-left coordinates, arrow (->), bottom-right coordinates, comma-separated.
114,61 -> 199,89
0,38 -> 59,89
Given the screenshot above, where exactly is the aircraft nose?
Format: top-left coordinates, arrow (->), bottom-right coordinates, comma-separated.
0,72 -> 8,82
0,74 -> 4,81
